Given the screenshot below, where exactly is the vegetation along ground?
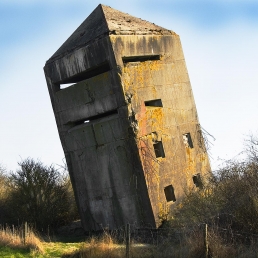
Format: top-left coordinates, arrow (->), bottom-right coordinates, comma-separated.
1,135 -> 258,257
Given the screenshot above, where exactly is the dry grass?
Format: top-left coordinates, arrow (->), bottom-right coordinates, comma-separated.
1,222 -> 258,258
61,230 -> 189,258
0,225 -> 44,254
2,224 -> 258,258
62,232 -> 125,258
181,226 -> 258,258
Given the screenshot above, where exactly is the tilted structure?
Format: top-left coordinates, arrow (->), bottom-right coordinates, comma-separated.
44,4 -> 210,231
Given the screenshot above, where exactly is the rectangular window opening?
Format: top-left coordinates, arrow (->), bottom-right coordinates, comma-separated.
183,133 -> 194,148
67,109 -> 118,127
153,141 -> 165,158
60,83 -> 77,90
145,99 -> 163,107
123,55 -> 160,63
58,61 -> 110,90
164,185 -> 176,202
193,173 -> 203,189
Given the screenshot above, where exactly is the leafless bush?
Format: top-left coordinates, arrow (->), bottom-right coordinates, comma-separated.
4,158 -> 78,231
245,134 -> 258,163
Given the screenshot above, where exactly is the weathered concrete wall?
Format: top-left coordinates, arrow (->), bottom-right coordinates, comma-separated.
110,34 -> 210,225
44,4 -> 210,231
44,34 -> 156,230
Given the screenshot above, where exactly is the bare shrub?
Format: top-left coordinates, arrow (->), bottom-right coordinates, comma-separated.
166,134 -> 258,256
245,134 -> 258,163
170,157 -> 258,236
6,158 -> 78,231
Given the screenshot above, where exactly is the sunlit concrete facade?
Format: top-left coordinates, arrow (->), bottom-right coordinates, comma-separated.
44,4 -> 210,231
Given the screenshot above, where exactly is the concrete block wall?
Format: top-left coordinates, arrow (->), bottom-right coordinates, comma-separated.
44,4 -> 210,231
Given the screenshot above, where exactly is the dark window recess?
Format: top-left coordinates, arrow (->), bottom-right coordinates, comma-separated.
145,99 -> 163,107
164,185 -> 176,202
183,133 -> 194,148
58,61 -> 110,89
67,109 -> 118,127
153,141 -> 165,158
193,173 -> 203,189
123,55 -> 160,63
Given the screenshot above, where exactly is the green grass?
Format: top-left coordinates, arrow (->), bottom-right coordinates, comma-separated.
0,240 -> 154,258
0,242 -> 81,258
43,242 -> 81,257
0,245 -> 34,258
2,231 -> 257,258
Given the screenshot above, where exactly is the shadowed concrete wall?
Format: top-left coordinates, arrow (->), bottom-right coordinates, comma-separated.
44,4 -> 210,231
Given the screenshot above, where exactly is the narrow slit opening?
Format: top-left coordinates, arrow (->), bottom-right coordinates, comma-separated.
183,133 -> 194,148
58,61 -> 110,90
145,99 -> 163,107
67,109 -> 118,127
153,141 -> 165,158
164,185 -> 176,202
60,83 -> 76,89
123,55 -> 160,63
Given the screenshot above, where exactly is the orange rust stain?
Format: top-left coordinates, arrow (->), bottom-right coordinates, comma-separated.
122,60 -> 161,92
137,136 -> 162,219
151,85 -> 157,98
122,66 -> 131,92
198,153 -> 207,163
149,107 -> 164,132
136,102 -> 147,136
185,147 -> 195,181
149,60 -> 160,71
152,107 -> 163,121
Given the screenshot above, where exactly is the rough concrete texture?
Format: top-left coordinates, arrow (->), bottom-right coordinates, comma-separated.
44,4 -> 211,231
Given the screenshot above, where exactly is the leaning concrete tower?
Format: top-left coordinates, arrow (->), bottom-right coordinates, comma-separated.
44,4 -> 210,231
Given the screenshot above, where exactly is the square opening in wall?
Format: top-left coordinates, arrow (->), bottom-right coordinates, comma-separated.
183,133 -> 194,148
144,99 -> 163,107
164,185 -> 176,202
193,173 -> 203,189
153,141 -> 165,158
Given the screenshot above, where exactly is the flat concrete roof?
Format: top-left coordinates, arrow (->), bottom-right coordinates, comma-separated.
47,4 -> 173,63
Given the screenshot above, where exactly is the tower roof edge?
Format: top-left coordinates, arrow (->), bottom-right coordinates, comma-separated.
46,4 -> 174,63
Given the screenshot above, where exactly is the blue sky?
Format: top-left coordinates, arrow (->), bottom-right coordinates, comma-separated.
1,0 -> 258,172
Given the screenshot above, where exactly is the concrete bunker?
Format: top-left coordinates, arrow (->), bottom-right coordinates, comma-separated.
44,4 -> 210,231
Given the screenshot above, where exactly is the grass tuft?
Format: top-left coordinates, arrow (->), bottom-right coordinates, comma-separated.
0,225 -> 44,254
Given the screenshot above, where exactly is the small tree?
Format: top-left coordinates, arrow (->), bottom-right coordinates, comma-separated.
245,134 -> 258,163
7,158 -> 77,231
0,165 -> 9,223
0,165 -> 7,200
